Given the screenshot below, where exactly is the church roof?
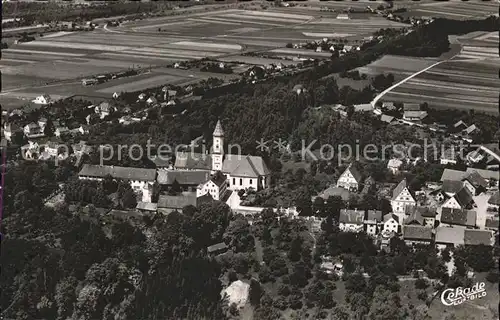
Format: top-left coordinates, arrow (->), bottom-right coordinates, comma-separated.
213,120 -> 224,137
223,154 -> 270,177
174,152 -> 212,170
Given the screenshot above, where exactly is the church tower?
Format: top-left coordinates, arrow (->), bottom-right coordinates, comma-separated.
211,119 -> 224,172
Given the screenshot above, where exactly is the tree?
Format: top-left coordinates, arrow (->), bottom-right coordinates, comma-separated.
121,188 -> 138,209
249,279 -> 262,306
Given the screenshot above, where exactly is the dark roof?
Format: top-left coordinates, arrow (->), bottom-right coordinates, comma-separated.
441,208 -> 476,227
339,209 -> 364,225
197,193 -> 215,206
403,225 -> 432,241
454,187 -> 474,207
488,191 -> 500,205
466,168 -> 499,181
392,178 -> 412,200
230,156 -> 260,178
405,206 -> 436,218
365,210 -> 382,222
78,164 -> 156,181
213,120 -> 224,136
485,218 -> 499,229
223,154 -> 270,177
403,103 -> 421,111
440,169 -> 467,182
348,165 -> 363,183
174,152 -> 212,170
207,242 -> 228,253
384,213 -> 400,223
210,172 -> 227,187
463,171 -> 488,189
464,229 -> 493,246
435,227 -> 464,245
157,169 -> 210,185
158,194 -> 197,209
404,207 -> 424,225
442,180 -> 464,194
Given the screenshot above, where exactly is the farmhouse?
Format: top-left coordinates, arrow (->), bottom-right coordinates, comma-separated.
403,110 -> 427,121
390,178 -> 416,218
402,225 -> 433,245
339,209 -> 365,233
32,94 -> 52,105
157,169 -> 210,191
24,122 -> 45,138
196,172 -> 228,201
387,158 -> 403,174
78,164 -> 156,202
380,114 -> 395,124
435,227 -> 465,248
364,210 -> 383,236
441,186 -> 474,210
440,207 -> 476,228
157,193 -> 197,215
95,102 -> 116,119
383,213 -> 400,234
464,229 -> 494,246
336,164 -> 363,191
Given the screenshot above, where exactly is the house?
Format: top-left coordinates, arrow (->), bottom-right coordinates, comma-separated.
380,114 -> 395,124
157,193 -> 197,215
78,164 -> 156,202
463,124 -> 479,136
336,164 -> 363,191
112,92 -> 120,99
440,148 -> 457,165
465,168 -> 498,184
94,102 -> 116,119
442,180 -> 464,196
402,225 -> 433,245
54,126 -> 70,137
342,45 -> 353,53
453,120 -> 468,130
157,169 -> 210,190
485,218 -> 499,231
405,206 -> 436,227
146,96 -> 158,105
32,94 -> 51,105
316,47 -> 322,52
390,179 -> 416,218
38,117 -> 48,132
383,213 -> 400,234
382,102 -> 396,111
136,201 -> 158,213
337,13 -> 350,19
339,209 -> 365,233
462,171 -> 487,195
292,84 -> 306,95
364,210 -> 383,236
441,187 -> 474,210
435,227 -> 465,248
440,207 -> 476,228
466,148 -> 484,164
138,93 -> 146,101
24,122 -> 45,138
440,169 -> 466,182
488,191 -> 500,209
464,229 -> 493,246
387,158 -> 403,174
71,141 -> 93,157
196,172 -> 228,201
21,141 -> 40,160
403,111 -> 427,121
43,141 -> 62,158
403,103 -> 421,112
207,242 -> 228,256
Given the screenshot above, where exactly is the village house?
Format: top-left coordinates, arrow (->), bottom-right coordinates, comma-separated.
403,103 -> 421,112
292,84 -> 306,95
136,201 -> 158,214
197,172 -> 228,201
462,171 -> 487,196
364,210 -> 383,236
441,186 -> 474,210
485,218 -> 499,231
146,96 -> 158,105
465,168 -> 499,186
488,191 -> 499,210
435,227 -> 465,249
38,117 -> 48,132
402,225 -> 433,245
54,126 -> 70,137
464,229 -> 494,246
403,110 -> 428,122
157,193 -> 197,215
336,164 -> 363,192
24,122 -> 45,138
207,242 -> 228,256
138,93 -> 146,101
440,207 -> 476,228
387,158 -> 403,174
405,206 -> 436,227
157,169 -> 210,192
339,209 -> 365,233
112,92 -> 120,99
380,114 -> 395,124
390,178 -> 416,219
383,213 -> 400,234
453,120 -> 468,131
94,102 -> 116,119
78,164 -> 156,202
32,94 -> 52,105
21,141 -> 40,160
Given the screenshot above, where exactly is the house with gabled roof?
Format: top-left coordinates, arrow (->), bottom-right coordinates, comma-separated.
462,171 -> 487,196
336,164 -> 363,192
339,209 -> 365,233
146,96 -> 158,105
405,205 -> 436,227
485,217 -> 499,231
441,186 -> 474,210
383,213 -> 400,234
387,158 -> 403,174
157,169 -> 210,191
32,94 -> 52,105
78,164 -> 156,202
24,122 -> 45,138
380,114 -> 395,124
390,178 -> 416,218
364,210 -> 383,236
157,193 -> 197,215
453,120 -> 467,130
440,147 -> 458,165
435,227 -> 465,248
196,172 -> 228,201
440,207 -> 476,228
464,229 -> 493,246
402,225 -> 433,245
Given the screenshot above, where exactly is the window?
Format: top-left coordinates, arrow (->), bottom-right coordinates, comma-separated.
233,178 -> 235,185
240,178 -> 242,186
249,179 -> 252,185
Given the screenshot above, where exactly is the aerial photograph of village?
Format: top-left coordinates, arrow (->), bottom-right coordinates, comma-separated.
0,0 -> 499,319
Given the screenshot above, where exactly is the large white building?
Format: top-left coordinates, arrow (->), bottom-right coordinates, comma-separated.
175,120 -> 271,193
390,178 -> 416,221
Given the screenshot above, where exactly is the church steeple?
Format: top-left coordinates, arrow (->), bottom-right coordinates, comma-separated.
213,119 -> 224,137
211,119 -> 224,172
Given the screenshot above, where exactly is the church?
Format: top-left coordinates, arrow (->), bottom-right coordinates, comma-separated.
174,120 -> 271,199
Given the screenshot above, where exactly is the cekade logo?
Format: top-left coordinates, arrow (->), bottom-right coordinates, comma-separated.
441,282 -> 487,306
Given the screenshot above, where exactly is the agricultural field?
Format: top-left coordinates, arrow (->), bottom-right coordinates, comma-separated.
399,1 -> 498,20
